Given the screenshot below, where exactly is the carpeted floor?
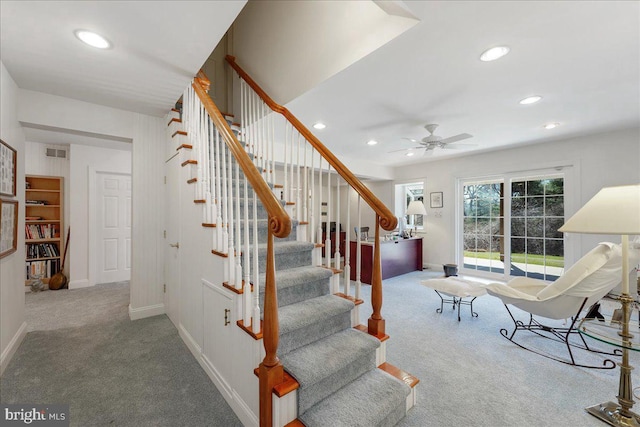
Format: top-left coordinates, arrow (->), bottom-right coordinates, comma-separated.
3,273 -> 636,426
1,282 -> 242,427
357,269 -> 635,427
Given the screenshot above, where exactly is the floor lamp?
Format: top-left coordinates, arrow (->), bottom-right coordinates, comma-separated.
559,183 -> 640,427
406,200 -> 427,237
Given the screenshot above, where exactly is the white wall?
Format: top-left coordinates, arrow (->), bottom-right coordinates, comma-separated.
392,127 -> 640,272
68,144 -> 132,288
129,113 -> 166,319
0,62 -> 27,376
18,89 -> 134,141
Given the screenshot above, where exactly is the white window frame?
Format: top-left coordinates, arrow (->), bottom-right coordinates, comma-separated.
455,162 -> 579,282
394,179 -> 426,230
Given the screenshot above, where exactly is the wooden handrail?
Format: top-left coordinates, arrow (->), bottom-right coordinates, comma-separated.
192,79 -> 291,239
192,73 -> 289,427
226,55 -> 398,232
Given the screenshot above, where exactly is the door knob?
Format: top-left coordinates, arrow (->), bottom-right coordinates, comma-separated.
224,309 -> 230,326
169,242 -> 180,248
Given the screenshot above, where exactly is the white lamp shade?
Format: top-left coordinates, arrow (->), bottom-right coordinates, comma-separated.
406,200 -> 427,216
559,184 -> 640,235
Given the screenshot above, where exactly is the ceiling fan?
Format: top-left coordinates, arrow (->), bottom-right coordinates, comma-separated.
390,124 -> 474,156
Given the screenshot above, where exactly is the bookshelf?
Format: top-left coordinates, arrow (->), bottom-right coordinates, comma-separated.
25,175 -> 64,286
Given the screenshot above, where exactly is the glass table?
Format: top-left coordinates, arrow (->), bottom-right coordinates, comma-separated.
579,315 -> 640,427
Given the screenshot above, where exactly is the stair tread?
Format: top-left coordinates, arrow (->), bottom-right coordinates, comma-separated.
257,266 -> 332,289
280,329 -> 379,387
298,369 -> 410,427
278,295 -> 353,335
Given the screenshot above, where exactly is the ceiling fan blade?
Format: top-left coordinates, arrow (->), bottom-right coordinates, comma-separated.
441,143 -> 478,149
388,146 -> 422,153
440,133 -> 473,145
402,137 -> 418,143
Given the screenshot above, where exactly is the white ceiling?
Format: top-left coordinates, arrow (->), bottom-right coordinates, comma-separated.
285,1 -> 640,166
0,1 -> 246,117
1,1 -> 638,167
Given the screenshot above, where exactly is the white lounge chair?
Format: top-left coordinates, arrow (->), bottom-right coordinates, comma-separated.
485,242 -> 640,368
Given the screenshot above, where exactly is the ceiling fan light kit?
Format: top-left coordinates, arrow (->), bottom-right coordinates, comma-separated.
390,123 -> 475,156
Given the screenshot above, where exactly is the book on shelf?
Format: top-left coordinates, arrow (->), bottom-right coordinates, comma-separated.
26,259 -> 60,280
26,216 -> 42,221
26,200 -> 48,205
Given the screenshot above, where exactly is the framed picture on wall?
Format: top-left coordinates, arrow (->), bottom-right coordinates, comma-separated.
0,198 -> 18,258
0,140 -> 17,197
430,192 -> 443,208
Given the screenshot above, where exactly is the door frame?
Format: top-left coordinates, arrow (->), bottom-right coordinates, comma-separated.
164,151 -> 181,326
88,168 -> 132,287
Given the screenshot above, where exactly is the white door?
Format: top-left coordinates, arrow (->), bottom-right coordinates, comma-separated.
164,154 -> 181,326
96,173 -> 132,284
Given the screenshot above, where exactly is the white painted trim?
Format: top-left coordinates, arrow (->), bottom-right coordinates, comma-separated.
89,168 -> 132,287
179,323 -> 202,356
128,303 -> 165,320
0,321 -> 27,376
180,323 -> 258,427
274,391 -> 297,427
69,279 -> 90,289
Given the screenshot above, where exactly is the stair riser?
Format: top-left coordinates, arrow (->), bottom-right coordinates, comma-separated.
259,276 -> 330,308
298,352 -> 377,415
279,311 -> 351,355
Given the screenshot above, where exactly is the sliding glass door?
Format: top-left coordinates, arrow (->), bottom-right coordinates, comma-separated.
461,174 -> 565,281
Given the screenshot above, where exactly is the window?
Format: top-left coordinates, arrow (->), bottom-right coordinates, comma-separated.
395,182 -> 424,229
510,177 -> 564,280
461,174 -> 564,281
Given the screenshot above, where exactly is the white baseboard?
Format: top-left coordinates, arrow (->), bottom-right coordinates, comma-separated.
179,324 -> 258,427
1,321 -> 27,376
69,279 -> 90,289
178,323 -> 202,356
128,303 -> 165,320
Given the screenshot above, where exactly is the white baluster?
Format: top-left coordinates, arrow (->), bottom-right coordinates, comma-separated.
227,142 -> 235,286
345,185 -> 351,297
356,196 -> 362,301
309,149 -> 315,243
221,134 -> 229,258
283,122 -> 289,203
335,177 -> 341,282
325,165 -> 331,269
235,155 -> 242,291
296,133 -> 301,221
252,186 -> 260,334
215,128 -> 223,252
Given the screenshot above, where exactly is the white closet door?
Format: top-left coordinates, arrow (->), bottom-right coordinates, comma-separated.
96,173 -> 132,284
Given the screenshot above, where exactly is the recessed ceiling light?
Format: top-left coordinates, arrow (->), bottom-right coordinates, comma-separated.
367,140 -> 378,146
480,46 -> 510,62
519,96 -> 542,105
313,122 -> 326,130
406,151 -> 415,157
544,123 -> 560,129
75,30 -> 111,49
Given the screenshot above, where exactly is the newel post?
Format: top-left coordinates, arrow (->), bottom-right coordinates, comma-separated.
368,214 -> 385,336
259,225 -> 283,427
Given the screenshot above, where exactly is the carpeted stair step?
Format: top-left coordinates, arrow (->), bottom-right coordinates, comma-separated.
252,241 -> 315,272
280,329 -> 380,415
238,219 -> 298,244
257,266 -> 332,308
298,368 -> 411,427
278,294 -> 354,355
234,197 -> 286,220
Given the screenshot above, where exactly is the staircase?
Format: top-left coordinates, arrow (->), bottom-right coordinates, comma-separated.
170,65 -> 418,426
